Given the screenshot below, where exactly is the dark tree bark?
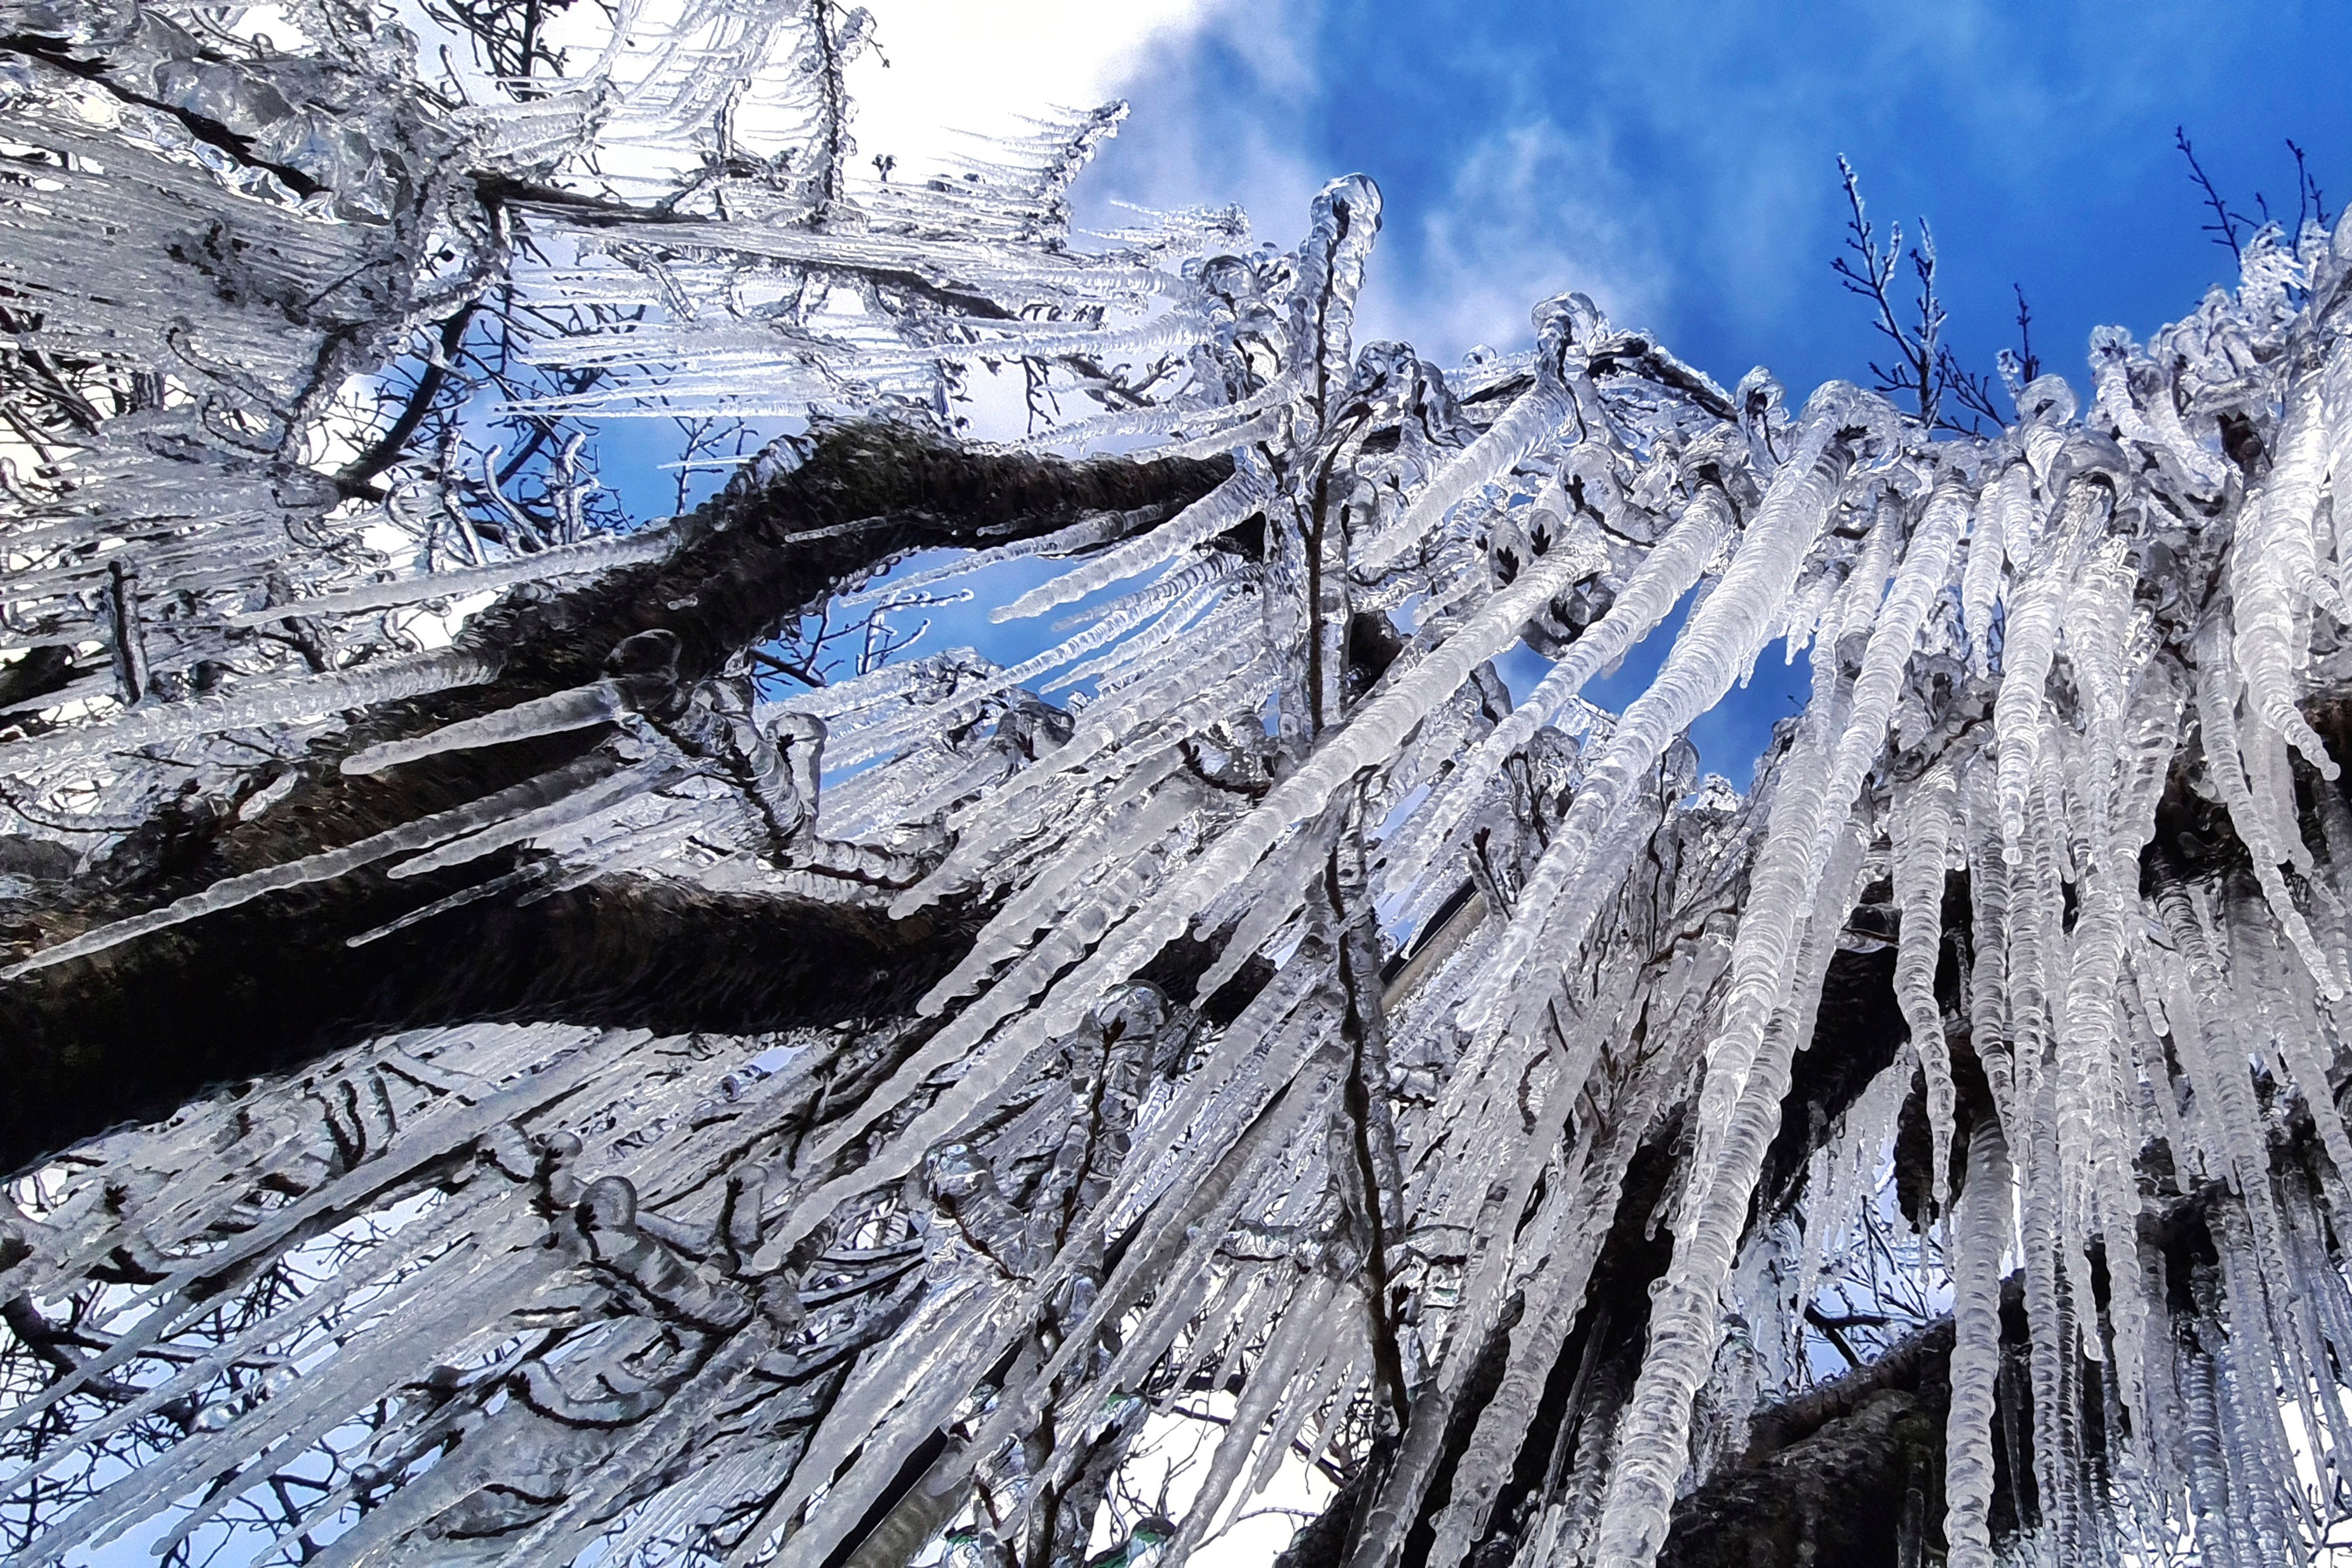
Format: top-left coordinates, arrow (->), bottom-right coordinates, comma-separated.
5,410 -> 2340,1566
1656,1322 -> 1954,1568
0,422 -> 1235,1171
0,869 -> 984,1171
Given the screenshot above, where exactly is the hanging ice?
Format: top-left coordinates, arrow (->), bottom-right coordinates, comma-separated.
12,12 -> 2352,1568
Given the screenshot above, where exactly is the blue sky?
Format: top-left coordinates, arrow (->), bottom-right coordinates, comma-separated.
1075,0 -> 2352,400
837,1 -> 2352,781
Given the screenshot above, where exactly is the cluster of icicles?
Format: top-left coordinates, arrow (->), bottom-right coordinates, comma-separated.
0,0 -> 1203,811
12,8 -> 2352,1568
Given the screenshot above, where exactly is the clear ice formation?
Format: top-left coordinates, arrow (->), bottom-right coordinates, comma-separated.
9,4 -> 2352,1568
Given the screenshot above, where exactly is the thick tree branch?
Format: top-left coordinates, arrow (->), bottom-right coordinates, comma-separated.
0,421 -> 1234,1171
0,866 -> 978,1174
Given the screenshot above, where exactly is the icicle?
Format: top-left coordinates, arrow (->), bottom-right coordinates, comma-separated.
948,637 -> 1271,826
1351,294 -> 1597,576
1960,754 -> 2016,1122
899,731 -> 1192,919
1826,489 -> 1899,652
776,842 -> 1192,1240
2233,877 -> 2352,1202
2174,1312 -> 2249,1568
1182,808 -> 1341,1003
1161,1274 -> 1338,1567
887,312 -> 1215,374
2090,328 -> 2229,492
1584,799 -> 1872,1568
1678,497 -> 1954,1181
1261,1338 -> 1364,1495
1011,513 -> 1612,1047
723,1286 -> 1025,1568
946,1067 -> 1350,1499
34,35 -> 2352,1563
2054,668 -> 2184,1454
1788,1054 -> 1910,1377
2122,953 -> 2198,1184
1440,956 -> 1641,1415
1455,386 -> 1861,1038
2018,1063 -> 2086,1561
2279,1181 -> 2352,1511
387,758 -> 681,878
992,458 -> 1272,622
1994,476 -> 2098,861
906,771 -> 1197,1001
224,527 -> 673,627
0,648 -> 500,773
854,556 -> 1236,758
834,506 -> 1153,609
1001,385 -> 1294,462
1042,580 -> 1228,693
771,651 -> 978,723
347,863 -> 548,945
1960,469 -> 2012,677
2153,878 -> 2318,1490
1944,1116 -> 2012,1568
2192,614 -> 2343,995
1420,1102 -> 1649,1568
0,754 -> 637,980
343,681 -> 639,776
2205,1206 -> 2307,1563
1808,474 -> 1968,881
1377,493 -> 1727,903
0,1172 -> 518,1488
2229,348 -> 2343,779
1894,759 -> 1960,1213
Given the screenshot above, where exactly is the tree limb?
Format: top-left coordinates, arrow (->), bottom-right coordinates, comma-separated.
0,421 -> 1234,1171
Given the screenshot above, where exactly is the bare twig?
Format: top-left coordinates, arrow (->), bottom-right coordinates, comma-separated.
2290,138 -> 2333,235
1833,157 -> 1975,432
2177,126 -> 2252,262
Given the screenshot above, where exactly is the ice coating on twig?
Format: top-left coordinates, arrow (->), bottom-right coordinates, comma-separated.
22,15 -> 2352,1565
991,461 -> 1273,622
0,650 -> 500,774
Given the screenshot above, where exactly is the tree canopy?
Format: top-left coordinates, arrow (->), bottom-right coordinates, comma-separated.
5,5 -> 2352,1568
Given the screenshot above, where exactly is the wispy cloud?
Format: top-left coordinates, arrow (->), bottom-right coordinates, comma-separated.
856,0 -> 2347,399
1065,0 -> 1327,251
1358,116 -> 1669,362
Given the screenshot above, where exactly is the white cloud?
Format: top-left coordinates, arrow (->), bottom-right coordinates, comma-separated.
848,4 -> 1668,369
1359,117 -> 1670,364
1054,0 -> 1328,254
847,0 -> 1238,180
843,1 -> 1327,258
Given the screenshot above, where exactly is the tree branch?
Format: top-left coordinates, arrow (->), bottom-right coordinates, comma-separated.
0,421 -> 1234,1171
2176,126 -> 2250,262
